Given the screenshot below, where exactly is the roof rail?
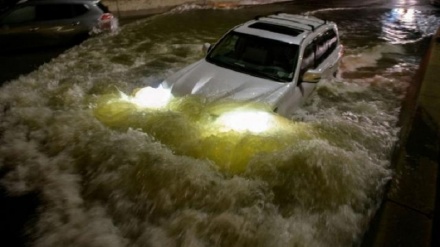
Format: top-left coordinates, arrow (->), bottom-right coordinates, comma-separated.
258,17 -> 313,31
274,12 -> 325,23
265,12 -> 327,31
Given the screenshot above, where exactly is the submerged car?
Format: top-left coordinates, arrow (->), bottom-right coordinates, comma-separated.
0,0 -> 117,51
163,13 -> 342,117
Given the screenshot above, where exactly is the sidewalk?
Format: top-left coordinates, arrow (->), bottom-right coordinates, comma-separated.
362,28 -> 440,247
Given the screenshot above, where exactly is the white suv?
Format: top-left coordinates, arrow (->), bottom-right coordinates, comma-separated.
163,13 -> 342,117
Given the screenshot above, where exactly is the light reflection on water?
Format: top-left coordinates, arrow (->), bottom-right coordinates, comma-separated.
0,4 -> 439,247
380,7 -> 439,44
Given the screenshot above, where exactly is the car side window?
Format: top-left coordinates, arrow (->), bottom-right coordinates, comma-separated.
314,29 -> 338,66
71,4 -> 88,17
315,35 -> 328,65
210,33 -> 240,59
300,43 -> 315,78
97,2 -> 110,13
326,29 -> 338,54
2,6 -> 36,24
35,4 -> 88,21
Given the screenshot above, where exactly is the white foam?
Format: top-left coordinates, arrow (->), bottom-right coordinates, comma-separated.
0,11 -> 416,247
341,44 -> 405,72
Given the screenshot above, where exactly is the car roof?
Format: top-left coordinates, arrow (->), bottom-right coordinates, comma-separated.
233,13 -> 336,45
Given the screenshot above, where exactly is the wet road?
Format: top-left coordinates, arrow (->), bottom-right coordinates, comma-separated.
1,0 -> 440,247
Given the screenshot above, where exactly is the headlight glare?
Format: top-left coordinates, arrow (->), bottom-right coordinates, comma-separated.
131,85 -> 172,109
215,110 -> 277,133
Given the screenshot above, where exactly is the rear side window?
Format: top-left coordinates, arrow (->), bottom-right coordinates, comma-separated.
299,28 -> 338,77
2,6 -> 36,24
314,28 -> 338,65
35,4 -> 88,21
299,43 -> 315,78
97,2 -> 109,13
326,29 -> 338,53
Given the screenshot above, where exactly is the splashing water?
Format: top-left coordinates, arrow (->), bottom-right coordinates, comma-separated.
0,5 -> 434,247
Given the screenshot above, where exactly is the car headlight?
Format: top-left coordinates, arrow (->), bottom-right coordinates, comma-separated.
130,84 -> 172,109
214,109 -> 279,134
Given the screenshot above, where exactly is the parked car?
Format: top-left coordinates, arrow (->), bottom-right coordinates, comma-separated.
163,13 -> 342,117
0,0 -> 19,15
431,0 -> 440,6
0,0 -> 117,52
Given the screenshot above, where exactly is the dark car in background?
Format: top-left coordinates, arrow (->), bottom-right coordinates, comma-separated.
0,0 -> 19,14
431,0 -> 440,6
0,0 -> 117,52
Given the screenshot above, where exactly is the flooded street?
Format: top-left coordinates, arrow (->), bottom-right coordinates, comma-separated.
1,0 -> 440,246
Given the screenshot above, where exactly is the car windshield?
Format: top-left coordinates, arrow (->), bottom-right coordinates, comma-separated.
206,31 -> 299,82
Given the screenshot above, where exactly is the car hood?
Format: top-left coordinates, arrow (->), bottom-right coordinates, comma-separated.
164,60 -> 292,107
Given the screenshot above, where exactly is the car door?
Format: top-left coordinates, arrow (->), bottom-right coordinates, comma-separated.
0,5 -> 43,50
276,37 -> 327,117
31,3 -> 91,47
0,3 -> 90,51
314,29 -> 340,78
292,30 -> 338,107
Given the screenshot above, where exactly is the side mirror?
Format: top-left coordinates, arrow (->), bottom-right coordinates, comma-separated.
202,43 -> 211,54
302,69 -> 322,83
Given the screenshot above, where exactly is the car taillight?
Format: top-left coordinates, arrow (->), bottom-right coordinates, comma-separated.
98,13 -> 116,32
100,13 -> 114,21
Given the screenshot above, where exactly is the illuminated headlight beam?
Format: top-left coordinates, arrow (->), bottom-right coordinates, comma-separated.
215,110 -> 277,133
130,85 -> 172,109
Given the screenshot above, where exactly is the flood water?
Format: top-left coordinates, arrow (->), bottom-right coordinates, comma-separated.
1,0 -> 440,246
